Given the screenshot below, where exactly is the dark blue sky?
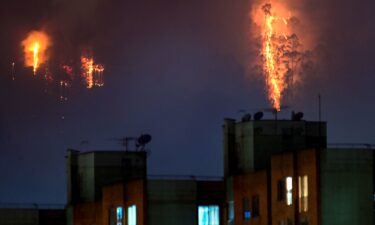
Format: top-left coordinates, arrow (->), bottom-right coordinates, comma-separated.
0,0 -> 375,204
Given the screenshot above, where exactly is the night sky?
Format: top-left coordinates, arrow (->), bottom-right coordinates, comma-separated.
0,0 -> 375,204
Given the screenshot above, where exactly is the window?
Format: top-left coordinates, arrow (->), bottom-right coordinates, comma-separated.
286,177 -> 293,206
228,201 -> 234,224
198,205 -> 220,225
127,205 -> 136,225
298,175 -> 308,212
109,208 -> 116,225
243,198 -> 250,220
277,180 -> 285,201
252,195 -> 259,217
116,207 -> 123,225
244,211 -> 251,220
300,216 -> 309,225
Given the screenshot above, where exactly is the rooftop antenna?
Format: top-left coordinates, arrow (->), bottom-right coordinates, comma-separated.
136,134 -> 152,151
79,140 -> 90,150
111,134 -> 152,151
261,105 -> 289,134
318,94 -> 322,122
262,105 -> 290,120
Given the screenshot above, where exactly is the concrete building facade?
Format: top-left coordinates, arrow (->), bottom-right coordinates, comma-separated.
223,117 -> 374,225
65,116 -> 374,225
66,150 -> 224,225
66,150 -> 147,225
0,204 -> 66,225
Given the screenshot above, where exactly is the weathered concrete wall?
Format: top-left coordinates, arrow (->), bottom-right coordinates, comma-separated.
147,180 -> 197,225
296,149 -> 319,225
89,179 -> 146,225
271,152 -> 295,225
125,180 -> 146,225
233,171 -> 268,225
73,202 -> 102,225
39,209 -> 66,225
270,149 -> 319,225
253,121 -> 322,170
78,153 -> 95,202
235,122 -> 255,174
320,149 -> 374,225
0,208 -> 65,225
102,183 -> 126,225
67,150 -> 80,205
0,208 -> 38,225
94,152 -> 147,200
223,119 -> 326,176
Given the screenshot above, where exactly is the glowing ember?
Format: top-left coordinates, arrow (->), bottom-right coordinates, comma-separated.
59,80 -> 70,101
81,56 -> 94,88
81,55 -> 104,88
44,67 -> 54,82
21,31 -> 51,75
94,64 -> 105,87
11,62 -> 15,80
252,2 -> 305,111
62,64 -> 74,79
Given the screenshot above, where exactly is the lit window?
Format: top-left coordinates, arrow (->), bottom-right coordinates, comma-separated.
116,207 -> 123,225
243,198 -> 250,220
198,205 -> 220,225
286,177 -> 293,206
228,201 -> 234,223
244,211 -> 251,219
127,205 -> 136,225
298,175 -> 308,212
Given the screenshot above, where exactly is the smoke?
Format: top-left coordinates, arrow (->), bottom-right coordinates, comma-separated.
252,0 -> 375,80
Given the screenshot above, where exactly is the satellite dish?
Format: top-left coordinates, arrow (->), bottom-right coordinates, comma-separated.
241,113 -> 251,122
137,134 -> 152,145
292,112 -> 304,121
254,112 -> 264,121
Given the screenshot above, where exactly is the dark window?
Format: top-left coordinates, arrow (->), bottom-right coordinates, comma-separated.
300,216 -> 309,225
243,198 -> 250,209
252,195 -> 260,217
109,208 -> 116,225
277,179 -> 285,201
254,127 -> 263,135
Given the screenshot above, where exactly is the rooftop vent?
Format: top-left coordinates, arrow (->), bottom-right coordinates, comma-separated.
291,111 -> 304,121
254,111 -> 264,121
241,113 -> 252,122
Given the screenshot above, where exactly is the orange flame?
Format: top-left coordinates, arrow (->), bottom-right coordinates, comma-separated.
81,55 -> 104,88
252,2 -> 297,111
94,64 -> 105,87
21,31 -> 51,75
62,64 -> 74,79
